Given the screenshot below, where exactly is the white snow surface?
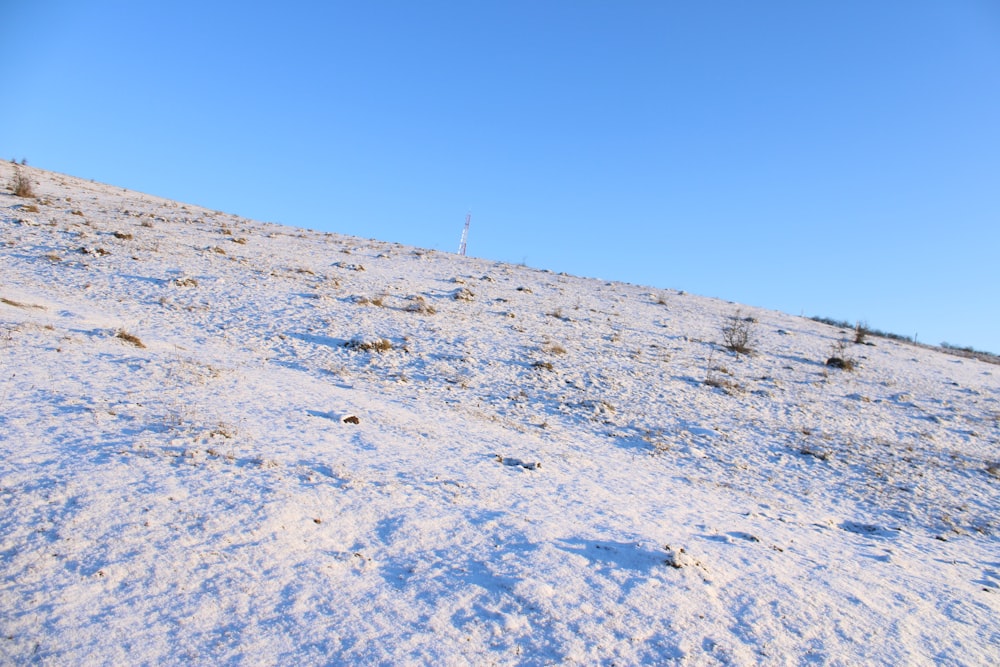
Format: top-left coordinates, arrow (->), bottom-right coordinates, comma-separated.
2,163 -> 999,665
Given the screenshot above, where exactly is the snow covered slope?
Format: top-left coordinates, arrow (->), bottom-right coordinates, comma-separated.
2,162 -> 998,665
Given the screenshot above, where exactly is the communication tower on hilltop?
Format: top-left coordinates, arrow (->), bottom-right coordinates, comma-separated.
458,212 -> 471,256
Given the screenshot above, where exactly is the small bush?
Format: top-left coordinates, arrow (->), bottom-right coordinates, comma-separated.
854,321 -> 869,344
11,167 -> 34,198
826,338 -> 856,371
721,310 -> 756,355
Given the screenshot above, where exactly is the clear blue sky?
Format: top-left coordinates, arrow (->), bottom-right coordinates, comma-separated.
3,1 -> 999,353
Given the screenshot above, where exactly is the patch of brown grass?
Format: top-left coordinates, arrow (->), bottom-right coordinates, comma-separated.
116,330 -> 146,348
344,337 -> 393,353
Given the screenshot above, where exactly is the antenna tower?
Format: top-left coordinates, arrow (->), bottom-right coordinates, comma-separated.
458,211 -> 471,256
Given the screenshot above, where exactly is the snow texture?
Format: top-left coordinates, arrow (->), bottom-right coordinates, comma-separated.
2,163 -> 999,665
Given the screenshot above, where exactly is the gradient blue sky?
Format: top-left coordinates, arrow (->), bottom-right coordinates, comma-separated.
3,1 -> 999,352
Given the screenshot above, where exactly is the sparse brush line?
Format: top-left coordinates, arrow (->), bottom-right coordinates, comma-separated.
811,315 -> 999,365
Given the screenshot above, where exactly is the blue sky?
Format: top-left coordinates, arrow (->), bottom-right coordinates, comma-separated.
3,1 -> 999,352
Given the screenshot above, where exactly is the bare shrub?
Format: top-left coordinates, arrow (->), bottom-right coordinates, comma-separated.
854,321 -> 869,344
11,167 -> 34,198
721,310 -> 756,355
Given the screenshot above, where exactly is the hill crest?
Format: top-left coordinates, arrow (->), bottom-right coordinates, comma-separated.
2,162 -> 998,664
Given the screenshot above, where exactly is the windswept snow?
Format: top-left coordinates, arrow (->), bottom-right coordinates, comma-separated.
2,162 -> 998,665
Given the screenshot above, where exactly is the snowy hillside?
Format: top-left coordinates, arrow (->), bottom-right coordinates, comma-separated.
2,162 -> 998,665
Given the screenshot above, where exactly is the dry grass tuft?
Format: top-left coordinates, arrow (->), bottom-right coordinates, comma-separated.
116,330 -> 146,348
1,297 -> 44,310
542,342 -> 567,355
403,295 -> 436,315
344,336 -> 393,353
705,373 -> 743,395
